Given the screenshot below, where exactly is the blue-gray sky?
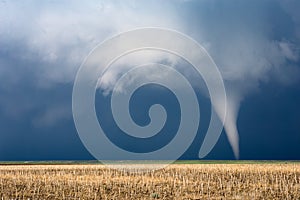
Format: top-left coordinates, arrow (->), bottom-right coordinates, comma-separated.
0,0 -> 299,160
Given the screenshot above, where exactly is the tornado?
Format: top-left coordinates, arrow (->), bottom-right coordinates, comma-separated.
214,90 -> 241,159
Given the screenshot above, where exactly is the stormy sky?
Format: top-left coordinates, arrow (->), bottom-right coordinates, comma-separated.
0,0 -> 299,160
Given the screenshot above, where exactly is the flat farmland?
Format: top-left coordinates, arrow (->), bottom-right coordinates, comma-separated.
0,163 -> 299,199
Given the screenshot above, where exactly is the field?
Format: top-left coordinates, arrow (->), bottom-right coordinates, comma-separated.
0,162 -> 299,199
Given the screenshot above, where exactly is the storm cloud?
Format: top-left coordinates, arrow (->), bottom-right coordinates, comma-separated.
0,0 -> 299,159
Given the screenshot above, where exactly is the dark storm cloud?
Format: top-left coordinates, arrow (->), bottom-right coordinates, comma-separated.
0,0 -> 299,160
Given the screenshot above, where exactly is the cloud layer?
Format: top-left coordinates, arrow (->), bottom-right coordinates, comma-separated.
1,0 -> 299,158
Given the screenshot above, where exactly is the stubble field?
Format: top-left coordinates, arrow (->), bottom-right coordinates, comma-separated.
0,163 -> 299,199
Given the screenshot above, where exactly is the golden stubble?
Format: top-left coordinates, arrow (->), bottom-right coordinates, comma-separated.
0,164 -> 299,199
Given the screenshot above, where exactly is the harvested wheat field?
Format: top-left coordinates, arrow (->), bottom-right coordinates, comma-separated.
0,163 -> 299,199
